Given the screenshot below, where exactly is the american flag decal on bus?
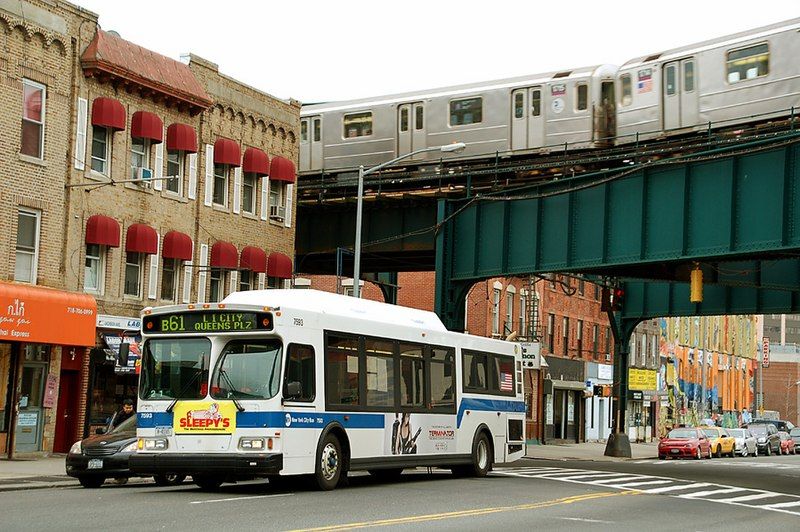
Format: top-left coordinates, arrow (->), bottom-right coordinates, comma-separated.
500,372 -> 513,392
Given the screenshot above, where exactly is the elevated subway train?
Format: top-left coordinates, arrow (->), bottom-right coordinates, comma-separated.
299,17 -> 800,174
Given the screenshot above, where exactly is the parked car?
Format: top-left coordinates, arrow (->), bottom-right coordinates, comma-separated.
751,419 -> 795,433
727,428 -> 758,457
778,431 -> 797,455
790,427 -> 800,451
658,427 -> 712,460
66,415 -> 186,488
747,423 -> 781,456
699,426 -> 736,458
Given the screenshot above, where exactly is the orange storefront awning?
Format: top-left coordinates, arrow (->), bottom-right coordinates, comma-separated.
0,282 -> 96,346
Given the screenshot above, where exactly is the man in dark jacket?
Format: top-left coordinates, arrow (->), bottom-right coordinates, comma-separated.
111,398 -> 135,429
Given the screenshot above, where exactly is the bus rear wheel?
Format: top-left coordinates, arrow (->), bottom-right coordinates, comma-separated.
314,433 -> 343,491
193,475 -> 224,491
454,431 -> 493,477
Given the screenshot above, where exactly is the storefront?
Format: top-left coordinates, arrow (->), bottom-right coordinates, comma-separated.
543,356 -> 586,443
585,362 -> 613,441
87,315 -> 141,434
0,282 -> 96,458
627,367 -> 658,442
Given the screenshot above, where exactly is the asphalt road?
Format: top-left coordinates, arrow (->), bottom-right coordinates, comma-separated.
2,454 -> 800,531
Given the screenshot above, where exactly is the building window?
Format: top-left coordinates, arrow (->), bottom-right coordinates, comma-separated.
209,269 -> 226,302
594,283 -> 600,300
606,326 -> 611,357
640,334 -> 648,367
213,164 -> 228,206
620,74 -> 632,106
727,43 -> 768,83
130,137 -> 150,180
84,244 -> 104,293
549,273 -> 556,289
519,294 -> 527,339
450,97 -> 482,126
592,324 -> 599,358
160,258 -> 179,301
239,270 -> 252,291
91,126 -> 111,175
14,208 -> 40,283
629,336 -> 636,367
21,79 -> 45,159
576,83 -> 588,111
578,276 -> 585,296
124,252 -> 143,297
562,317 -> 569,356
491,288 -> 500,336
547,314 -> 555,353
577,319 -> 583,357
343,111 -> 372,138
165,151 -> 183,195
269,183 -> 286,220
505,291 -> 514,335
242,172 -> 257,214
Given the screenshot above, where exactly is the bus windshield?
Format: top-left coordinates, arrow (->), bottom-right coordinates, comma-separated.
139,338 -> 211,400
211,339 -> 283,400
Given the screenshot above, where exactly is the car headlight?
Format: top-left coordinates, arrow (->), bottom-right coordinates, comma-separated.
239,437 -> 266,451
138,438 -> 168,450
69,440 -> 82,455
122,442 -> 138,453
758,437 -> 766,443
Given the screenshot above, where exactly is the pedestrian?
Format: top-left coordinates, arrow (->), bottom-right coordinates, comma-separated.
110,398 -> 135,429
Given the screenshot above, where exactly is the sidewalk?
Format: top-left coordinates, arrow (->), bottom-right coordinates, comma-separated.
525,441 -> 658,462
0,456 -> 76,492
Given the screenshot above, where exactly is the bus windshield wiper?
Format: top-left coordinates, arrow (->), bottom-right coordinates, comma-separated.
218,369 -> 246,412
166,357 -> 205,413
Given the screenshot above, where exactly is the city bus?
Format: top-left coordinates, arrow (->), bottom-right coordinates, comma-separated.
129,289 -> 526,490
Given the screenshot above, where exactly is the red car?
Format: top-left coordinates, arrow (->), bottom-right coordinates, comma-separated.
659,427 -> 713,459
778,431 -> 796,455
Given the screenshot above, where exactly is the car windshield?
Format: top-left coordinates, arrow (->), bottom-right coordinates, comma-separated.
110,414 -> 136,434
790,428 -> 800,436
701,428 -> 717,438
139,338 -> 211,400
210,339 -> 283,400
668,429 -> 697,439
749,425 -> 768,435
728,429 -> 745,437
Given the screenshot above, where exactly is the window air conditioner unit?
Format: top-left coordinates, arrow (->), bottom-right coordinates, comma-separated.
269,204 -> 286,220
604,353 -> 611,362
136,167 -> 153,184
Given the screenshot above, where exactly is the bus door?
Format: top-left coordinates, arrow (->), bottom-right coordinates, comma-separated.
663,57 -> 697,130
398,102 -> 426,159
511,87 -> 545,150
281,343 -> 319,470
300,115 -> 323,172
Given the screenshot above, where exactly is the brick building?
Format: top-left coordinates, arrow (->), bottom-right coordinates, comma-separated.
1,0 -> 300,457
761,345 -> 800,426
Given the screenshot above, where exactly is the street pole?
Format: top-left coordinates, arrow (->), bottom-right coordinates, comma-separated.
700,349 -> 706,420
759,353 -> 763,415
352,165 -> 365,298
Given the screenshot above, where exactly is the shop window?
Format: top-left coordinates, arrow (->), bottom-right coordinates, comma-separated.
0,343 -> 11,432
213,163 -> 228,206
343,111 -> 372,138
165,151 -> 183,195
160,258 -> 179,301
15,208 -> 40,284
124,252 -> 143,297
130,137 -> 150,180
727,43 -> 768,83
21,79 -> 45,159
239,270 -> 252,291
284,344 -> 315,401
450,97 -> 482,126
84,243 -> 105,293
91,126 -> 111,175
242,172 -> 257,214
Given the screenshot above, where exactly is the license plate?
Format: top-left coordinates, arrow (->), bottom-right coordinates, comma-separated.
87,459 -> 103,469
670,449 -> 679,454
155,426 -> 173,436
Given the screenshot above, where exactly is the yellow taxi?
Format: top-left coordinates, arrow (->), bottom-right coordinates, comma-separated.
699,426 -> 736,458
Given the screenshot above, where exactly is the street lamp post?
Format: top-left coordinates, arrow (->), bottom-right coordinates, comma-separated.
352,142 -> 466,298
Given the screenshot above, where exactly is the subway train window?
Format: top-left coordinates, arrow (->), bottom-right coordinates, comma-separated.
300,120 -> 308,142
620,74 -> 632,106
514,92 -> 524,119
400,107 -> 409,132
415,106 -> 424,130
343,112 -> 372,138
313,118 -> 321,142
684,61 -> 695,92
727,43 -> 769,83
450,97 -> 482,126
531,89 -> 541,116
576,84 -> 588,111
665,65 -> 676,95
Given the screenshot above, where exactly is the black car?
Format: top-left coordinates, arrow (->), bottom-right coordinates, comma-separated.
66,415 -> 185,488
747,423 -> 782,456
751,419 -> 796,433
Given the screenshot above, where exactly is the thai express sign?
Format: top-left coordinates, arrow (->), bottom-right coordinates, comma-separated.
628,368 -> 658,391
173,401 -> 237,434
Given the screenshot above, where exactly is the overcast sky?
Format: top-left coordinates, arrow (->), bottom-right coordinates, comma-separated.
73,1 -> 798,104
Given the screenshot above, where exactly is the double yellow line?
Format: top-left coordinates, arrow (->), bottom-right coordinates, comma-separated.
290,490 -> 639,531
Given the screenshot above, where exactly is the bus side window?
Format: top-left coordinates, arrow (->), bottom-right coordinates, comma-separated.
430,347 -> 455,411
463,350 -> 487,391
284,343 -> 315,402
325,333 -> 360,406
399,343 -> 425,408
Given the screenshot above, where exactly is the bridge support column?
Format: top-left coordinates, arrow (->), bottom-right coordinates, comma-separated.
604,314 -> 640,458
434,200 -> 472,331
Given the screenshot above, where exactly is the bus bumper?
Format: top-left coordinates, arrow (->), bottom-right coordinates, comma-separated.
130,452 -> 283,477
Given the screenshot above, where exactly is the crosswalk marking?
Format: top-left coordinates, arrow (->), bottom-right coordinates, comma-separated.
643,482 -> 710,494
613,480 -> 672,488
765,501 -> 800,509
678,487 -> 744,498
716,492 -> 778,503
590,476 -> 647,485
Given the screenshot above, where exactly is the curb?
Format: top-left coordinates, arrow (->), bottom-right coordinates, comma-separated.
0,477 -> 152,493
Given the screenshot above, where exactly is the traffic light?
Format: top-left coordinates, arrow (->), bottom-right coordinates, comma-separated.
600,287 -> 611,312
611,287 -> 625,311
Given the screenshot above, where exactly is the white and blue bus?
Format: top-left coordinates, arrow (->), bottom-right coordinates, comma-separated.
130,290 -> 525,490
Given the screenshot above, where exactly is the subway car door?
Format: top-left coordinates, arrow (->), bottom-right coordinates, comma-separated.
399,102 -> 427,159
398,104 -> 412,156
663,61 -> 680,130
528,87 -> 544,148
511,89 -> 527,150
411,102 -> 427,159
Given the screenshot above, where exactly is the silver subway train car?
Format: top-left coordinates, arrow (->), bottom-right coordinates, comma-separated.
300,17 -> 800,174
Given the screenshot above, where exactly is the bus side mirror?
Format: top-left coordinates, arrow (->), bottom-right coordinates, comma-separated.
118,342 -> 130,368
285,381 -> 302,399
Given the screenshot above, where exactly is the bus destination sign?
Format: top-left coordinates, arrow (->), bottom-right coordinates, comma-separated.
143,311 -> 273,334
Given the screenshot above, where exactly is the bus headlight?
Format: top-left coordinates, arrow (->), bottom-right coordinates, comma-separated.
239,437 -> 265,451
141,438 -> 168,450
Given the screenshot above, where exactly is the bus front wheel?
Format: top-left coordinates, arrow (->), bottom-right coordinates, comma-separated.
314,433 -> 343,490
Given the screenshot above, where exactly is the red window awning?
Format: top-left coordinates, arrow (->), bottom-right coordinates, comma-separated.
166,123 -> 198,153
91,97 -> 126,131
239,246 -> 267,273
210,241 -> 238,269
242,147 -> 269,176
125,223 -> 158,254
162,231 -> 193,261
214,138 -> 241,167
269,156 -> 296,183
267,252 -> 292,279
85,214 -> 120,247
131,111 -> 163,143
